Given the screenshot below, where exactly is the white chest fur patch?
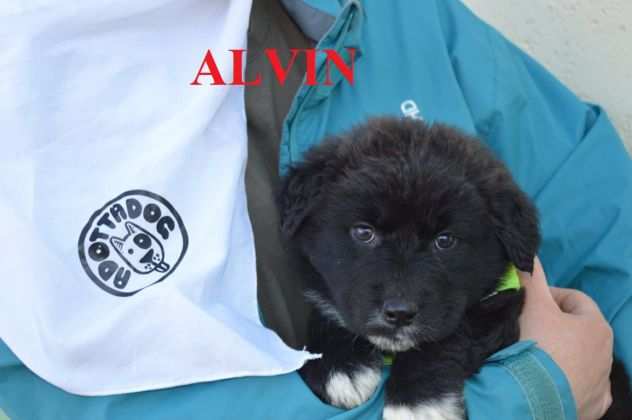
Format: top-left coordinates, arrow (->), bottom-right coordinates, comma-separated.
383,394 -> 464,420
325,366 -> 382,409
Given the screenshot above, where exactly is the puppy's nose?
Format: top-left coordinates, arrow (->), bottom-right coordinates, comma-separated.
382,300 -> 418,327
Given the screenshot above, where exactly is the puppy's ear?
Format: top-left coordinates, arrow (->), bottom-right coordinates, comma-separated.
278,142 -> 339,238
486,174 -> 540,273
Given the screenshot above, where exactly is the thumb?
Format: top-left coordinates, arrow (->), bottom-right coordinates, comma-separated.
550,287 -> 601,316
518,256 -> 556,305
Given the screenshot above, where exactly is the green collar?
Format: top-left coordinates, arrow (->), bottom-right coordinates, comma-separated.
382,265 -> 520,365
383,354 -> 394,366
481,264 -> 521,301
496,264 -> 521,293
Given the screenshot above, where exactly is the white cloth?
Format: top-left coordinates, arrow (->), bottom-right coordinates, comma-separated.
0,0 -> 315,396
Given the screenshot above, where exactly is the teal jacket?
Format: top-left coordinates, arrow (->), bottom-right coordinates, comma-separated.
1,1 -> 631,419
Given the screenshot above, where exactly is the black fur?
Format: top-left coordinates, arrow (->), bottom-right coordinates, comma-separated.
279,117 -> 630,418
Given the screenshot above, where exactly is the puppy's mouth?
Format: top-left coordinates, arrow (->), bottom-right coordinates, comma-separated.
366,330 -> 418,353
364,313 -> 439,352
304,290 -> 437,353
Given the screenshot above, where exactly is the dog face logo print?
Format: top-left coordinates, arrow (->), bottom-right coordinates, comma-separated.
78,190 -> 188,296
110,222 -> 170,274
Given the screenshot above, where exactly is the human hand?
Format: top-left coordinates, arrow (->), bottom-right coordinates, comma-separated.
518,257 -> 613,420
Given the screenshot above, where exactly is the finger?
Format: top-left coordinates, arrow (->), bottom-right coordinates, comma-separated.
585,375 -> 612,420
550,287 -> 601,316
600,381 -> 613,418
519,257 -> 556,305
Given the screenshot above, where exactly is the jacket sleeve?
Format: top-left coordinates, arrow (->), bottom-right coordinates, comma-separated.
444,0 -> 632,419
466,342 -> 577,420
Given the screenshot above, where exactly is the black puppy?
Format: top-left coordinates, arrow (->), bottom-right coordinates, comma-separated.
279,117 -> 535,419
279,117 -> 630,419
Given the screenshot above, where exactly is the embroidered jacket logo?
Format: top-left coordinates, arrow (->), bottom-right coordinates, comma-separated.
78,190 -> 188,297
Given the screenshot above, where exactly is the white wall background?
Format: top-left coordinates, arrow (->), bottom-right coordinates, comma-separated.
463,0 -> 632,154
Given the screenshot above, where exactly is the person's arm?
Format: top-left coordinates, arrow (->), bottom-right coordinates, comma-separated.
519,258 -> 614,420
441,1 -> 632,418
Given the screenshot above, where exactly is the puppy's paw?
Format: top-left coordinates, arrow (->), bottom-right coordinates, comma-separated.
325,366 -> 382,409
383,394 -> 464,420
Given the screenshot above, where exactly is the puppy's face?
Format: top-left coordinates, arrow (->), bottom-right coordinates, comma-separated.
280,118 -> 539,352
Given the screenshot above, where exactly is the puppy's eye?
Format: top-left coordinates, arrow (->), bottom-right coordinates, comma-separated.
434,233 -> 457,250
350,223 -> 376,244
